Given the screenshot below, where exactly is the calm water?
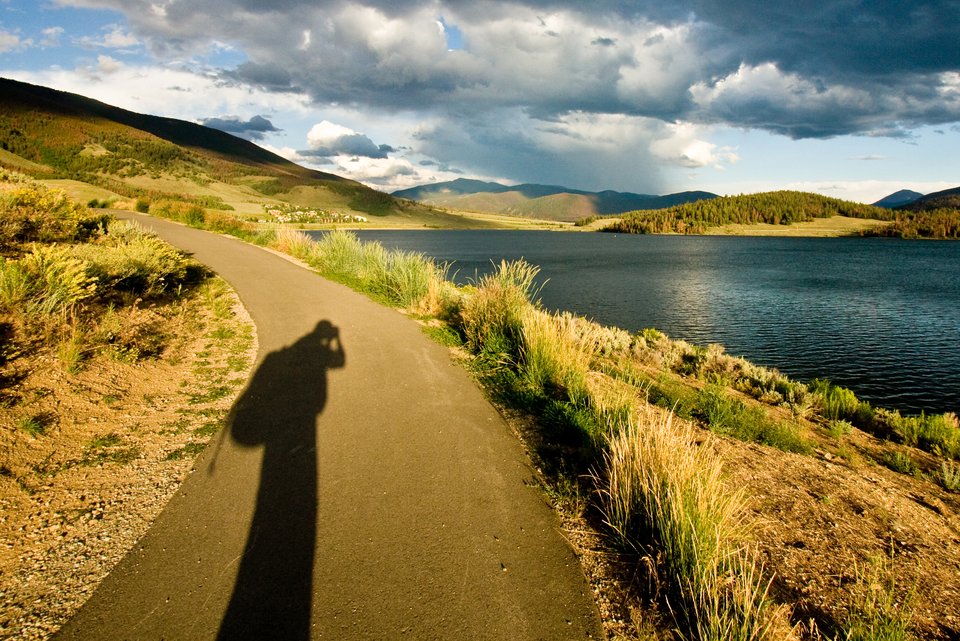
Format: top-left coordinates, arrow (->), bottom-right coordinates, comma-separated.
312,230 -> 960,414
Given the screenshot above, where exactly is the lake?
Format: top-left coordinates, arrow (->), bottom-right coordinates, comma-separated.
310,230 -> 960,415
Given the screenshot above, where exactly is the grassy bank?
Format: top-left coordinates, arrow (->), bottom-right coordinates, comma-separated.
83,190 -> 957,638
250,233 -> 950,639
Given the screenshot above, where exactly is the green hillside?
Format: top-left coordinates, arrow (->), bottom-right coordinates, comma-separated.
602,190 -> 895,235
0,77 -> 486,226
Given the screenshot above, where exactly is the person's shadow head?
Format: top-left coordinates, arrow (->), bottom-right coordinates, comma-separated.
216,320 -> 344,641
229,320 -> 345,447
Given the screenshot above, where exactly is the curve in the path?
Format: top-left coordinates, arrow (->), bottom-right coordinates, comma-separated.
53,215 -> 603,641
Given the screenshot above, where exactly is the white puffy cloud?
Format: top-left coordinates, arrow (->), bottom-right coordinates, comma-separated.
303,120 -> 395,159
0,28 -> 30,53
650,123 -> 739,169
76,24 -> 141,50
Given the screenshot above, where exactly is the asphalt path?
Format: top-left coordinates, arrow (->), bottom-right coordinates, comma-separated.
53,214 -> 603,640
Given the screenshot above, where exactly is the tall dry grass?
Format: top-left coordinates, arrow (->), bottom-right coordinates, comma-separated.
600,406 -> 793,640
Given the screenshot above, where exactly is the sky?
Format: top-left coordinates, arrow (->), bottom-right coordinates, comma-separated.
1,0 -> 959,202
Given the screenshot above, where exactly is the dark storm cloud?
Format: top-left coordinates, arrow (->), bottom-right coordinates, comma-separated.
200,115 -> 281,140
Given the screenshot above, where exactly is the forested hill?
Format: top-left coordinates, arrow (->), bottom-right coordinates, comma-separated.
601,191 -> 893,235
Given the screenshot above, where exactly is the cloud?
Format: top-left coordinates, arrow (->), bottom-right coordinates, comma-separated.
40,27 -> 65,48
1,62 -> 312,124
39,0 -> 960,191
0,28 -> 30,53
76,24 -> 141,51
301,120 -> 396,159
200,115 -> 281,141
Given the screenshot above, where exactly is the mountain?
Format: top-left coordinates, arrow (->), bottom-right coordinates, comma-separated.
872,189 -> 924,209
0,77 -> 473,225
392,178 -> 717,222
897,186 -> 960,211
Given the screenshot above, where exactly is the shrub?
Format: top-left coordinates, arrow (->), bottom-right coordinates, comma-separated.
811,378 -> 860,420
939,461 -> 960,492
458,259 -> 541,359
882,450 -> 917,476
0,246 -> 97,316
71,221 -> 189,297
134,198 -> 150,213
827,419 -> 854,439
0,185 -> 107,250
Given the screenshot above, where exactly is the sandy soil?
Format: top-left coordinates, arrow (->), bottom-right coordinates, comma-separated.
0,283 -> 255,640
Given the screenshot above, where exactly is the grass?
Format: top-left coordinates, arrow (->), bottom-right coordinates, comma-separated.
81,432 -> 140,466
938,461 -> 960,492
696,383 -> 811,454
600,406 -> 791,640
881,450 -> 918,476
165,441 -> 207,461
841,555 -> 915,641
17,414 -> 47,437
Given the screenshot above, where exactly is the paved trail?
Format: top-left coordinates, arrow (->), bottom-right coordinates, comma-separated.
53,215 -> 603,640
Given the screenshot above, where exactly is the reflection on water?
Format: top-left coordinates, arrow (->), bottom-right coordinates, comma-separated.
309,230 -> 960,414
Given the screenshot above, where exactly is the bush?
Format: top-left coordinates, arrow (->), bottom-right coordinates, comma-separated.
0,246 -> 97,316
882,450 -> 917,476
939,461 -> 960,492
0,185 -> 107,250
70,221 -> 189,297
811,378 -> 860,420
458,259 -> 542,359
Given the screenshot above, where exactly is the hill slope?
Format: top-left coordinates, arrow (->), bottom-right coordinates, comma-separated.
0,77 -> 464,224
392,178 -> 716,221
898,186 -> 960,211
603,190 -> 894,235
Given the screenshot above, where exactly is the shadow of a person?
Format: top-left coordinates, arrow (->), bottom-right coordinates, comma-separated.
216,320 -> 345,641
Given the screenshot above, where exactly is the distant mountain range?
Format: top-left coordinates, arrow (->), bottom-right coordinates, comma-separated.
392,178 -> 717,222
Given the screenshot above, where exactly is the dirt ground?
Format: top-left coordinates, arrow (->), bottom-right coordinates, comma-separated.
0,282 -> 255,640
721,427 -> 960,640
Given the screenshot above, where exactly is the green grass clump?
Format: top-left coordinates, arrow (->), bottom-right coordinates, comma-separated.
939,461 -> 960,492
81,432 -> 140,466
696,384 -> 811,454
881,450 -> 918,476
16,415 -> 47,437
165,441 -> 207,461
842,556 -> 915,641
